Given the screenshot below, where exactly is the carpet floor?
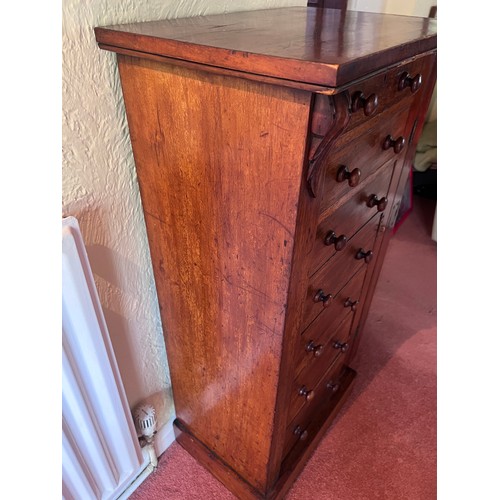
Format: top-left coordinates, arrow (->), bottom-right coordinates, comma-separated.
131,195 -> 437,500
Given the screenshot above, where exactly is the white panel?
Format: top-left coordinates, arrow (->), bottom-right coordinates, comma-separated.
62,217 -> 144,500
348,0 -> 386,13
62,427 -> 98,500
62,346 -> 117,497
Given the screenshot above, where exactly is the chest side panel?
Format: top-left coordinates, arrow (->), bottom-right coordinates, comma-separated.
117,55 -> 312,490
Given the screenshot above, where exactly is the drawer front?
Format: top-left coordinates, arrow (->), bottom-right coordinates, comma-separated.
295,267 -> 366,372
283,351 -> 351,459
287,314 -> 351,427
345,53 -> 435,132
302,214 -> 380,330
319,108 -> 407,216
311,160 -> 394,276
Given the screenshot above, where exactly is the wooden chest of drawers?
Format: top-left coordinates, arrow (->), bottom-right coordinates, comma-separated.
95,7 -> 437,499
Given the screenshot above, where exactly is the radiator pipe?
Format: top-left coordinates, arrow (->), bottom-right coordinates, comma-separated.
116,443 -> 158,499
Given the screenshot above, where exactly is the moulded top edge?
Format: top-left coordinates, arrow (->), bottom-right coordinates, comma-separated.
94,7 -> 437,88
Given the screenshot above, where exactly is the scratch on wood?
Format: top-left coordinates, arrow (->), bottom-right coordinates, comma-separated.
144,209 -> 168,226
274,123 -> 291,132
258,211 -> 293,238
153,104 -> 165,167
221,272 -> 282,307
256,320 -> 280,338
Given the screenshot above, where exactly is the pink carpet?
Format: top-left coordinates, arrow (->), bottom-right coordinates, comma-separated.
131,196 -> 437,500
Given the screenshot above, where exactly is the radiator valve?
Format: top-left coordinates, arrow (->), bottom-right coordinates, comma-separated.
134,404 -> 157,445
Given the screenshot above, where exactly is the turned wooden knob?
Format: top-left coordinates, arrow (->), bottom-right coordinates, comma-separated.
367,194 -> 388,212
324,231 -> 347,250
333,341 -> 349,353
299,386 -> 315,401
383,135 -> 405,154
355,249 -> 374,263
294,426 -> 308,441
306,341 -> 324,357
336,165 -> 361,187
327,380 -> 340,393
344,298 -> 360,311
314,289 -> 333,306
398,71 -> 423,93
351,91 -> 379,116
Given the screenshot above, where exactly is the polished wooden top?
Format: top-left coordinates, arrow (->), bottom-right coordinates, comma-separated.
95,7 -> 436,89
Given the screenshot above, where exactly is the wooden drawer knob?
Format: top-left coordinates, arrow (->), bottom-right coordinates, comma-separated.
306,341 -> 324,357
336,165 -> 361,187
367,194 -> 388,212
383,135 -> 405,154
327,380 -> 340,393
344,298 -> 360,311
294,426 -> 309,441
398,71 -> 423,93
351,91 -> 379,116
298,386 -> 315,401
333,341 -> 349,353
355,249 -> 374,263
324,231 -> 347,250
314,289 -> 333,306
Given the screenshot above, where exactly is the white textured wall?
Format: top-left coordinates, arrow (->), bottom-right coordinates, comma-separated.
62,0 -> 305,431
349,0 -> 436,17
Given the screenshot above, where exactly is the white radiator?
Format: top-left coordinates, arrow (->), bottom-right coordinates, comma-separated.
62,217 -> 147,500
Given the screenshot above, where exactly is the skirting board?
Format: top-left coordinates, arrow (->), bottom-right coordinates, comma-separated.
154,415 -> 176,456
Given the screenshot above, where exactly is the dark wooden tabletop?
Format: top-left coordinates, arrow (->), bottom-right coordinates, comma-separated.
95,7 -> 437,88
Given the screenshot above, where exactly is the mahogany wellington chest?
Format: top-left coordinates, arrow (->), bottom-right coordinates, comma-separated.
95,7 -> 436,499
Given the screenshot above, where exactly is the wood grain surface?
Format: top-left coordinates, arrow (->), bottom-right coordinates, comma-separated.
95,7 -> 436,88
117,55 -> 312,492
